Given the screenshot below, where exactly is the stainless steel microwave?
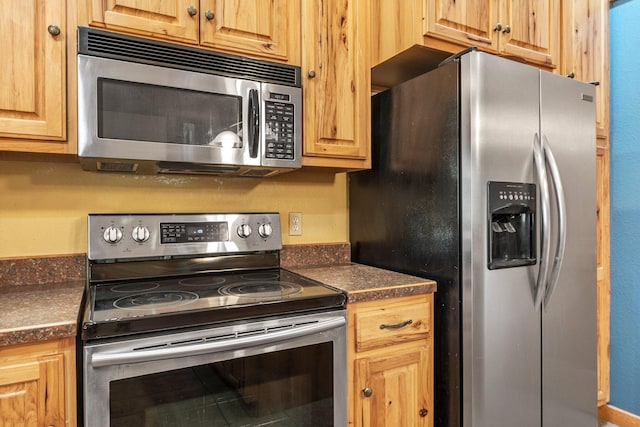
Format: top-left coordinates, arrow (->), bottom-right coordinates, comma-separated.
77,27 -> 302,177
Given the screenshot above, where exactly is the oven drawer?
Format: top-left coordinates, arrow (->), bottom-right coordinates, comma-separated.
353,295 -> 431,352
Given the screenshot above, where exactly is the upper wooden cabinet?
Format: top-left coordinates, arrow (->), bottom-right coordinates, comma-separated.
372,0 -> 560,70
0,0 -> 73,154
85,0 -> 301,64
561,0 -> 609,139
199,0 -> 300,63
300,0 -> 371,170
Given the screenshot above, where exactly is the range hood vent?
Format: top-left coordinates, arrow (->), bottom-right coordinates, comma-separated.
78,27 -> 301,87
97,161 -> 138,173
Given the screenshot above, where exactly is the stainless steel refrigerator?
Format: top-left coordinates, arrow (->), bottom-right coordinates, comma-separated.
349,50 -> 597,427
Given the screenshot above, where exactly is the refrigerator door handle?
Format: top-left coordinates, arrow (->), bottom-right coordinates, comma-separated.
542,136 -> 567,308
533,133 -> 551,311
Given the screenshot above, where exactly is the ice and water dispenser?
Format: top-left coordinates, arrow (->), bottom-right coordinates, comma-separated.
487,181 -> 537,269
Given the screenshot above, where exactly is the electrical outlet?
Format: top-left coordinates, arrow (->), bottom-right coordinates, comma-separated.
289,212 -> 302,236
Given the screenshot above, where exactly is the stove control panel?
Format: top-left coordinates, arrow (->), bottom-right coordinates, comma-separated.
88,213 -> 282,261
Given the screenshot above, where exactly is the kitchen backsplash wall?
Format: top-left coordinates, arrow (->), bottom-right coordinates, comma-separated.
0,157 -> 348,258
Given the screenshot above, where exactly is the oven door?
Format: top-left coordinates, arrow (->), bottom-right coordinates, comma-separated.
78,54 -> 260,172
83,311 -> 347,427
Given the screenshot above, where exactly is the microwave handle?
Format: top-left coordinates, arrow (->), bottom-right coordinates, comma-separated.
248,89 -> 259,158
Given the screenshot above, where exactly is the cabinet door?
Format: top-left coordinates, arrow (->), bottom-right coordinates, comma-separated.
424,0 -> 558,69
0,0 -> 65,141
88,0 -> 198,44
301,0 -> 370,169
199,0 -> 300,64
424,0 -> 500,52
355,346 -> 432,427
499,0 -> 559,68
0,355 -> 65,427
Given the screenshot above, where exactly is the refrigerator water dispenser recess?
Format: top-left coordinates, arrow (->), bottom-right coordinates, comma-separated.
487,181 -> 537,269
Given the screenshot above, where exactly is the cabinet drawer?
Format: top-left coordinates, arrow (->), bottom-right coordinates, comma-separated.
354,297 -> 431,352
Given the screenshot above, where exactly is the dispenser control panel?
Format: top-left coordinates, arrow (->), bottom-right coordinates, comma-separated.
487,181 -> 537,270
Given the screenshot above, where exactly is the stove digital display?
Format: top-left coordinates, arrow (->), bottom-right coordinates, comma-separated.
160,222 -> 229,243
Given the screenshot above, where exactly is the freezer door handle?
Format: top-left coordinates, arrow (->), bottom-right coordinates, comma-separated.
533,133 -> 551,311
542,136 -> 567,308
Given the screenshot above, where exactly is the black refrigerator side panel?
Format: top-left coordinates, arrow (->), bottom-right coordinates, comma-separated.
349,61 -> 461,427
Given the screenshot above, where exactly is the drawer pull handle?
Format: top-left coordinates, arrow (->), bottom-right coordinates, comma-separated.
379,319 -> 413,329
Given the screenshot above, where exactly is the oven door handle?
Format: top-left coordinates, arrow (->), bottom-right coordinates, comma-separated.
90,316 -> 346,368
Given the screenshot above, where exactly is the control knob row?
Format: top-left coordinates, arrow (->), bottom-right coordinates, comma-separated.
236,223 -> 273,239
102,225 -> 150,244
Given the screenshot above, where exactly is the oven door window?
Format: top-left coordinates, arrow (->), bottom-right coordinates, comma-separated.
109,343 -> 333,427
97,78 -> 243,148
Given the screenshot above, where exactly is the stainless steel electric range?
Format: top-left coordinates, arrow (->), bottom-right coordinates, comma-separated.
80,213 -> 347,427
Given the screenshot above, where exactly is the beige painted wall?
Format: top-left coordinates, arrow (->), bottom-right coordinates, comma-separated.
0,158 -> 348,258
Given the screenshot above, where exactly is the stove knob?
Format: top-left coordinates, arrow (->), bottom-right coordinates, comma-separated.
237,223 -> 252,238
103,226 -> 123,244
132,225 -> 150,243
258,223 -> 273,238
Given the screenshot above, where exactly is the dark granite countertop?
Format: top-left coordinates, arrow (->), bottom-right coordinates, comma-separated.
286,263 -> 437,303
0,247 -> 436,347
0,280 -> 85,346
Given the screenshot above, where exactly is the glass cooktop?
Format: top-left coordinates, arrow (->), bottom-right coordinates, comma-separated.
83,269 -> 346,340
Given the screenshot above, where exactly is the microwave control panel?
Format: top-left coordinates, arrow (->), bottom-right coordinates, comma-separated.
265,99 -> 295,160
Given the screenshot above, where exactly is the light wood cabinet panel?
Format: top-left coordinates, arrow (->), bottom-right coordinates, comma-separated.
199,0 -> 300,64
86,0 -> 300,64
370,0 -> 423,66
499,0 -> 559,68
596,144 -> 610,406
425,0 -> 559,68
0,338 -> 76,427
301,0 -> 370,170
354,299 -> 431,352
355,346 -> 431,427
424,0 -> 499,53
87,0 -> 199,44
0,0 -> 69,151
562,0 -> 609,139
348,294 -> 434,427
563,0 -> 610,405
373,0 -> 559,70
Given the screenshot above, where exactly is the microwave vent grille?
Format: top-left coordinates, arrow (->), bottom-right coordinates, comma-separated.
78,27 -> 301,87
97,162 -> 138,173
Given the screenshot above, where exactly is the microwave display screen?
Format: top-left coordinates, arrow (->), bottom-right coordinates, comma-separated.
270,92 -> 290,101
97,78 -> 242,147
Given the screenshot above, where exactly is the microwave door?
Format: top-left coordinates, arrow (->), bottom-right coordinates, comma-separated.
78,55 -> 261,170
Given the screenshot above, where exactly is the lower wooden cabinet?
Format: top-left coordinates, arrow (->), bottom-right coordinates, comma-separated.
0,337 -> 76,427
348,294 -> 434,427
